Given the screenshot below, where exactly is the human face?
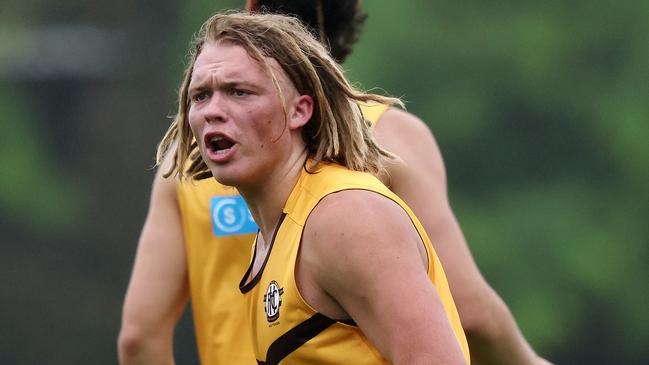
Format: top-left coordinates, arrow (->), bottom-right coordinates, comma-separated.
187,42 -> 305,189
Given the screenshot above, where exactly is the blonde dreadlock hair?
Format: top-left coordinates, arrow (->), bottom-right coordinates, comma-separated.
157,11 -> 402,180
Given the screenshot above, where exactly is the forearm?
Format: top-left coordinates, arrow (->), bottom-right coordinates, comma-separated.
464,290 -> 539,365
424,214 -> 543,364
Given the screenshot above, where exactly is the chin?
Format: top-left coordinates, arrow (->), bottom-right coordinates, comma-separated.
209,166 -> 246,188
210,170 -> 236,187
207,158 -> 266,190
212,177 -> 238,188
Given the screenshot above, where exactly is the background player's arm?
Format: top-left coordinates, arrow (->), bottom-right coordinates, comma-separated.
374,108 -> 549,365
300,190 -> 467,365
118,158 -> 188,365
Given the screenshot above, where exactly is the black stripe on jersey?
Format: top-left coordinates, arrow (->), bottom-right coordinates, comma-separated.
338,318 -> 357,326
257,313 -> 335,365
240,213 -> 287,293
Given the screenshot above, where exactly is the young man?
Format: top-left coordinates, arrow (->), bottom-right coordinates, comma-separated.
118,2 -> 551,365
167,11 -> 469,364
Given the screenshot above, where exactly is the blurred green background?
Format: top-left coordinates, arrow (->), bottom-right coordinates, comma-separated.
1,0 -> 647,364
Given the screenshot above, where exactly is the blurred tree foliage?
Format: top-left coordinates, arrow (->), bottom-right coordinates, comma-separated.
341,2 -> 649,364
1,0 -> 647,364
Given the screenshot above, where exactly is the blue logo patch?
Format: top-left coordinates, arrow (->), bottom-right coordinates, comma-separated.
210,195 -> 258,237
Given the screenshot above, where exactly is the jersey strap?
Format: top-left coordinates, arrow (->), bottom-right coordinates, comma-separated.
256,313 -> 335,365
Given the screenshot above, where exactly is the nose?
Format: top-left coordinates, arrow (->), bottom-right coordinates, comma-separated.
203,92 -> 227,123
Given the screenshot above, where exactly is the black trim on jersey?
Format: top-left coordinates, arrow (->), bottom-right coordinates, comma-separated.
338,318 -> 357,326
240,213 -> 287,293
256,313 -> 336,365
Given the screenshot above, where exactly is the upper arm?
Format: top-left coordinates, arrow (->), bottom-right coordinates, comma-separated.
120,158 -> 189,336
301,191 -> 466,365
374,108 -> 491,320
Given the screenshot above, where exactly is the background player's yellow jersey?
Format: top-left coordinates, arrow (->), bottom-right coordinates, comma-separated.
239,163 -> 470,364
177,104 -> 390,364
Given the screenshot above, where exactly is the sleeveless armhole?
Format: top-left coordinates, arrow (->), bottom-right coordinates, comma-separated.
360,102 -> 390,127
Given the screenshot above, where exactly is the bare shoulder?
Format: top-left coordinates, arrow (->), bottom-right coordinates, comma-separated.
305,189 -> 407,238
374,107 -> 446,190
375,107 -> 434,140
302,189 -> 427,275
150,150 -> 180,202
138,151 -> 183,248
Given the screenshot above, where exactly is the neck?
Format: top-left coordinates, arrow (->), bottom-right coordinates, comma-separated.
239,150 -> 308,245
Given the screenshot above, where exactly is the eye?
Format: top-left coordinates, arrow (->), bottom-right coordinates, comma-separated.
230,88 -> 250,97
191,90 -> 210,103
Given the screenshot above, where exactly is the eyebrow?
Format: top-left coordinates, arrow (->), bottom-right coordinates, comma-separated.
188,72 -> 257,91
189,81 -> 246,97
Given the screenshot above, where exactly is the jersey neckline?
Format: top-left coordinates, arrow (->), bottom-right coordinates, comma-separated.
239,213 -> 287,293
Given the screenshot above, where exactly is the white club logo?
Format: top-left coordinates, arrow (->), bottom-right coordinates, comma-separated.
263,280 -> 284,323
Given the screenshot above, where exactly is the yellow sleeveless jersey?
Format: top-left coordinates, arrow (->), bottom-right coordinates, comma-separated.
239,163 -> 470,364
177,104 -> 389,364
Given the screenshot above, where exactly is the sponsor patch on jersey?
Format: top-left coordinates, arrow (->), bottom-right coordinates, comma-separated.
264,280 -> 284,324
210,195 -> 258,237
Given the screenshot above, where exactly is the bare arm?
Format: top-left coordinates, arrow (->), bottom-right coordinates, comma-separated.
118,158 -> 188,365
374,108 -> 551,365
300,190 -> 467,365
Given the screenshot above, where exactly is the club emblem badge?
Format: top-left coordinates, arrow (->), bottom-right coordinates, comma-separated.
263,280 -> 284,323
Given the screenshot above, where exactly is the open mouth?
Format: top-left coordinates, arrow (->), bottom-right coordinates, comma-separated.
207,135 -> 236,155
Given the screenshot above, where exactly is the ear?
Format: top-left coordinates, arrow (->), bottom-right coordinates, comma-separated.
245,0 -> 258,12
288,94 -> 314,131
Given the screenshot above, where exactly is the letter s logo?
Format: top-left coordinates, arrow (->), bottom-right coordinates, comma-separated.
210,196 -> 258,237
